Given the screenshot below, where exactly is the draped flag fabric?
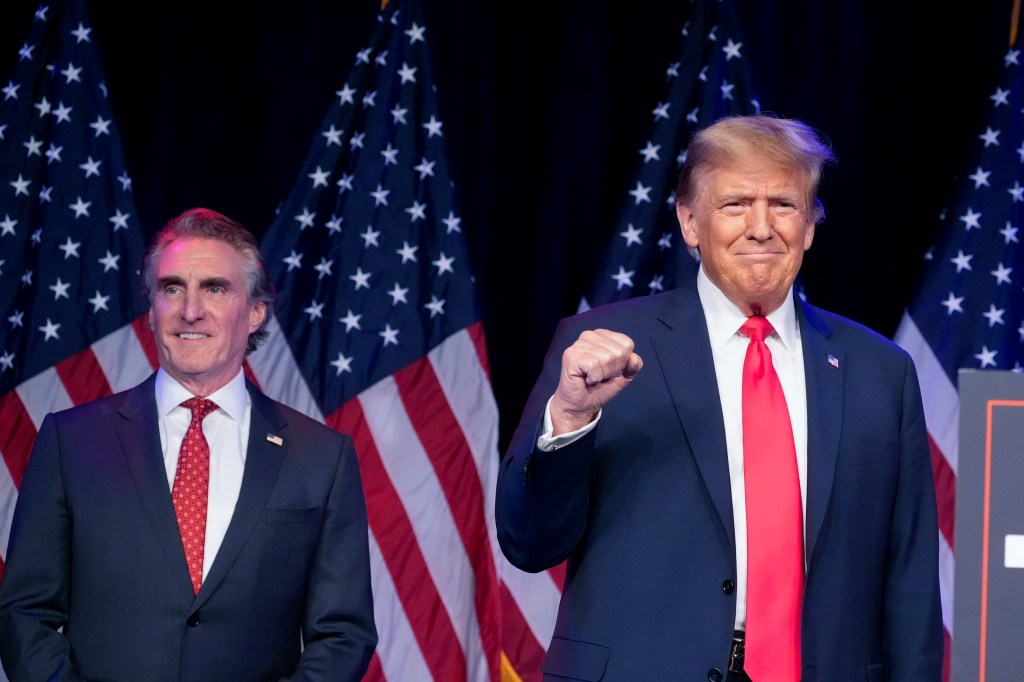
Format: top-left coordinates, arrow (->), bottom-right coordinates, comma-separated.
0,1 -> 149,582
253,1 -> 556,680
580,0 -> 760,312
893,39 -> 1023,682
0,4 -> 151,680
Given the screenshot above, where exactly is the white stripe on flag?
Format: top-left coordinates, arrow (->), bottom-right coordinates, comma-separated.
893,312 -> 959,473
0,457 -> 18,564
939,528 -> 954,636
499,560 -> 560,650
358,375 -> 487,677
17,369 -> 73,430
247,316 -> 325,422
427,329 -> 502,547
92,322 -> 154,393
368,529 -> 433,681
894,313 -> 957,641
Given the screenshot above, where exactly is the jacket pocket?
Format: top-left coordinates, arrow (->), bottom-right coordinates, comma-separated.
540,637 -> 610,681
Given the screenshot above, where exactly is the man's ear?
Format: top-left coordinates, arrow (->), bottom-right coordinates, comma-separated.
249,300 -> 267,332
676,203 -> 699,249
803,221 -> 815,251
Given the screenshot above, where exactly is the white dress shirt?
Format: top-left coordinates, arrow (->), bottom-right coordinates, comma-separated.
155,367 -> 251,581
538,265 -> 808,631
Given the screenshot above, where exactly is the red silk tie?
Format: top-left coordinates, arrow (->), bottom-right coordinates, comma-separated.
740,316 -> 803,681
172,397 -> 217,595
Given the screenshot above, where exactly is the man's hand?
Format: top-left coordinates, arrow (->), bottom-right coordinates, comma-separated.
549,329 -> 643,436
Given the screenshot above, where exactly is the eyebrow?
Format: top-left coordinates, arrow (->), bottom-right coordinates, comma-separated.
156,275 -> 233,290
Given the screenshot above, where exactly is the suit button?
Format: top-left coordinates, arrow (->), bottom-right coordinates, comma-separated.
707,669 -> 724,682
187,615 -> 200,627
722,580 -> 735,595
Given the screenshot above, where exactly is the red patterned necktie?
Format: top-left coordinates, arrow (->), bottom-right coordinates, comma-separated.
740,316 -> 803,681
172,397 -> 218,595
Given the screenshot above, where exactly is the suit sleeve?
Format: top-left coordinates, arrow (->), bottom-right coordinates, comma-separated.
495,315 -> 597,573
0,414 -> 86,682
289,433 -> 377,682
884,356 -> 944,679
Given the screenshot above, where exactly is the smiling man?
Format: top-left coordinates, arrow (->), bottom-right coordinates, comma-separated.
496,115 -> 943,681
0,208 -> 377,681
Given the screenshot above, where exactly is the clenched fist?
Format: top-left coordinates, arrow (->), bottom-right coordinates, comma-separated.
549,329 -> 643,436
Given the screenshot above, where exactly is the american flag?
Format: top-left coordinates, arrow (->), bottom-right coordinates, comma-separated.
0,4 -> 152,678
253,1 -> 555,680
893,38 -> 1023,682
0,0 -> 150,603
580,0 -> 759,312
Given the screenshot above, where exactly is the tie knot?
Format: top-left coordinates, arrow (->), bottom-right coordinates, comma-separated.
182,397 -> 218,421
740,315 -> 774,343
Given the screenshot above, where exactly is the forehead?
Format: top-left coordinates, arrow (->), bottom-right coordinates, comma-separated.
157,237 -> 245,277
704,156 -> 808,189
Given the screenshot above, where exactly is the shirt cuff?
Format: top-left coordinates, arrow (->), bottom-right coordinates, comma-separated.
537,396 -> 601,451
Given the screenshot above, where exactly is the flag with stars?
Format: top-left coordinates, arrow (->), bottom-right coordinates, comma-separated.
893,37 -> 1023,682
580,0 -> 759,311
0,0 -> 150,610
251,1 -> 555,680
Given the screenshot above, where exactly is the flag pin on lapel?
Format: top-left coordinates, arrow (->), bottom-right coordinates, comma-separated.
827,354 -> 839,369
266,434 -> 284,446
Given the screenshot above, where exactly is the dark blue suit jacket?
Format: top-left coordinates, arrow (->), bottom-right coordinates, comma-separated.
0,373 -> 377,681
496,278 -> 942,681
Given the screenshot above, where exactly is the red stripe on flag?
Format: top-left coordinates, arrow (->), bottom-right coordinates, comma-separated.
55,348 -> 112,405
131,315 -> 159,369
364,652 -> 384,681
330,398 -> 467,682
929,434 -> 956,552
0,391 -> 38,489
546,562 -> 566,591
394,355 -> 502,679
466,320 -> 492,382
242,359 -> 261,390
499,584 -> 546,682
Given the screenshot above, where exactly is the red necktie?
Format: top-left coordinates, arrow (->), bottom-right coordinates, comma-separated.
740,316 -> 803,681
172,397 -> 217,595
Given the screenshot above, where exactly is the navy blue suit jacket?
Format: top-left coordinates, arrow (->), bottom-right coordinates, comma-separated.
496,278 -> 942,681
0,373 -> 377,682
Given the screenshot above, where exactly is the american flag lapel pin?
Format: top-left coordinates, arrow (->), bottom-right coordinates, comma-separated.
266,434 -> 284,446
827,354 -> 839,369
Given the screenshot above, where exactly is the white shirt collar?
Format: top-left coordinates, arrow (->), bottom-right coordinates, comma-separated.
154,367 -> 249,423
695,264 -> 800,354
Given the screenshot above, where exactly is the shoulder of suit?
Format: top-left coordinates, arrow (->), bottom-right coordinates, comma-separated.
804,303 -> 908,357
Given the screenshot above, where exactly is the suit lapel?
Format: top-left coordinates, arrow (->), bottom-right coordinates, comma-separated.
650,285 -> 735,551
798,300 -> 843,566
198,384 -> 287,602
116,373 -> 196,599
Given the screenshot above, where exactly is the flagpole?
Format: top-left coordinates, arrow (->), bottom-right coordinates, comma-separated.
1013,0 -> 1020,46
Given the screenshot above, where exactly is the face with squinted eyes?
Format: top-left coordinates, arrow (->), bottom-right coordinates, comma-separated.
148,237 -> 266,397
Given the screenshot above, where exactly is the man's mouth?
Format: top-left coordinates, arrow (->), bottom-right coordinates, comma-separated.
176,332 -> 210,340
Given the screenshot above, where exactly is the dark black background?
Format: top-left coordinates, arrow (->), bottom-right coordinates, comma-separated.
2,1 -> 1017,451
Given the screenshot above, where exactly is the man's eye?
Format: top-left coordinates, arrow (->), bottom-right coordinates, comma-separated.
164,285 -> 181,295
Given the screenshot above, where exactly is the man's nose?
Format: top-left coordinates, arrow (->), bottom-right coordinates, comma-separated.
747,202 -> 774,240
180,290 -> 205,320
